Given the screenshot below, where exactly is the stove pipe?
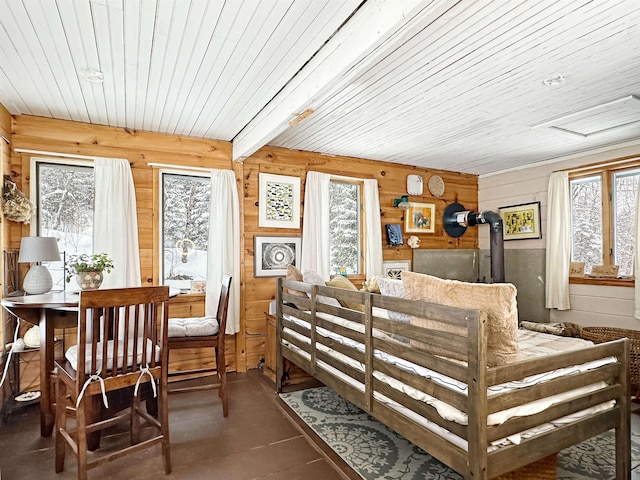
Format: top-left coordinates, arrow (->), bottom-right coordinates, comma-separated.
443,203 -> 505,283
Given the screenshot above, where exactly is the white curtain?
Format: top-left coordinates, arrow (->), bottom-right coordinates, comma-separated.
300,171 -> 331,279
301,172 -> 383,280
205,169 -> 241,334
545,171 -> 571,310
634,180 -> 640,319
363,179 -> 383,277
93,157 -> 141,288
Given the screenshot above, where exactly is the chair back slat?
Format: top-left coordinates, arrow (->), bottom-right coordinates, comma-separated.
217,275 -> 232,340
76,286 -> 170,386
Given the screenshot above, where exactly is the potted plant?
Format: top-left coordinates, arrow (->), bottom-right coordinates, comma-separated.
65,253 -> 114,290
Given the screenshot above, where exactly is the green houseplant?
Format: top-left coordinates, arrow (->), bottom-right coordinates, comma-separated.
65,253 -> 114,290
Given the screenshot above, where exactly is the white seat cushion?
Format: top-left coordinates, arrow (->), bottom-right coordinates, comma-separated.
65,338 -> 160,374
167,316 -> 219,338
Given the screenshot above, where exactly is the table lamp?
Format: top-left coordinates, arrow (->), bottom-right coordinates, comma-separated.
18,236 -> 61,295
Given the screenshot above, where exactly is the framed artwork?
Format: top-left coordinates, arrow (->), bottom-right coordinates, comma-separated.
499,201 -> 542,241
383,260 -> 411,280
254,235 -> 301,277
405,202 -> 435,233
385,224 -> 403,246
259,173 -> 300,229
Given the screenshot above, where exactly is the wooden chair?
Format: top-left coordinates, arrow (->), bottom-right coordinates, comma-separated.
54,286 -> 171,480
167,274 -> 231,416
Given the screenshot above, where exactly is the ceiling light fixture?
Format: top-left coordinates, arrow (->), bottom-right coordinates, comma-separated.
80,68 -> 104,83
542,74 -> 565,87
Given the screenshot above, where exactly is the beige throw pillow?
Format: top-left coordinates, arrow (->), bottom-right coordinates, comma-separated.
402,271 -> 519,366
285,264 -> 307,297
326,275 -> 365,312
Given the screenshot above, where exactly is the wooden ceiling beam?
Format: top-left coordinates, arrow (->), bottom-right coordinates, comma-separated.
231,0 -> 463,162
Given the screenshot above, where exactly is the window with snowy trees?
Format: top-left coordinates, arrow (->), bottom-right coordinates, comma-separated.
161,172 -> 210,291
34,159 -> 95,289
570,163 -> 640,277
329,180 -> 362,275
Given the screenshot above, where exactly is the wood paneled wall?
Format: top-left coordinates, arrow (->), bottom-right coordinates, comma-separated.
4,114 -> 478,381
241,146 -> 478,369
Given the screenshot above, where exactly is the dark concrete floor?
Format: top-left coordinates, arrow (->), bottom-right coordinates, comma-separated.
0,370 -> 346,480
1,370 -> 638,479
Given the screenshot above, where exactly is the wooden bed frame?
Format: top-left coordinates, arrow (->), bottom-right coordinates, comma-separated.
275,278 -> 631,479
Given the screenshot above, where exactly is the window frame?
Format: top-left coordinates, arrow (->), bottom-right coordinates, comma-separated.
29,156 -> 95,289
158,168 -> 211,292
568,157 -> 640,286
328,177 -> 365,280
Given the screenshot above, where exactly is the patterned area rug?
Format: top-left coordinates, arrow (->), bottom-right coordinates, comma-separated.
280,387 -> 640,480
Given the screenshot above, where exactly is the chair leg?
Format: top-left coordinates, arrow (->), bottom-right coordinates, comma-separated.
54,374 -> 67,473
160,379 -> 172,474
131,391 -> 141,445
216,346 -> 228,417
76,399 -> 89,480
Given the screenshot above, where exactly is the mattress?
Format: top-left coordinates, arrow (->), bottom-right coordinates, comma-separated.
280,310 -> 616,442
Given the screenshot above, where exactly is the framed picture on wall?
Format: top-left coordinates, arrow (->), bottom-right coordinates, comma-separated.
258,173 -> 300,229
405,202 -> 435,233
383,260 -> 411,280
499,201 -> 542,241
254,235 -> 301,277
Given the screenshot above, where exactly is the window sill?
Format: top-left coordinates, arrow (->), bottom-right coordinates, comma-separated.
569,276 -> 635,287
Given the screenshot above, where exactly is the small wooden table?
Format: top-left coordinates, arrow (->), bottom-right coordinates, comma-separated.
2,292 -> 79,437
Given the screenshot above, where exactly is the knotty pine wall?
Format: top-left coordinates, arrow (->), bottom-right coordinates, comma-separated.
8,115 -> 238,383
241,146 -> 478,369
3,114 -> 478,386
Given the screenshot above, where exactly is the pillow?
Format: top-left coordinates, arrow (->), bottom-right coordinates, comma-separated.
361,275 -> 381,293
326,275 -> 365,312
402,271 -> 519,366
285,264 -> 306,297
303,271 -> 341,307
377,278 -> 410,323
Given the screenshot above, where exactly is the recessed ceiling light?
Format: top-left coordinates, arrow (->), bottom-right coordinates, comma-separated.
80,68 -> 104,83
542,74 -> 565,87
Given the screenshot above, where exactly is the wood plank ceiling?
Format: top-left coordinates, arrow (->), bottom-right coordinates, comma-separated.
1,0 -> 639,175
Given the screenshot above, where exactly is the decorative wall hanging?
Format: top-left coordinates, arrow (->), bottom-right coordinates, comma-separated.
427,175 -> 445,197
259,173 -> 300,229
406,174 -> 423,195
2,178 -> 36,223
385,224 -> 403,246
499,201 -> 541,240
254,235 -> 301,277
383,260 -> 411,280
405,202 -> 435,233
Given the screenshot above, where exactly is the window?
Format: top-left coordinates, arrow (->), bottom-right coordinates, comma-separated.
34,159 -> 95,289
328,180 -> 362,275
161,172 -> 210,291
570,161 -> 640,277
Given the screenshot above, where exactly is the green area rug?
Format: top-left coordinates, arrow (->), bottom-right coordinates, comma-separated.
281,387 -> 639,479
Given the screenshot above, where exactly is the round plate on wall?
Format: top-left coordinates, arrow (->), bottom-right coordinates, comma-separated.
428,175 -> 445,197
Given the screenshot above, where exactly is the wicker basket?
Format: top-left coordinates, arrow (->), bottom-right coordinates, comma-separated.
494,454 -> 556,480
579,326 -> 640,394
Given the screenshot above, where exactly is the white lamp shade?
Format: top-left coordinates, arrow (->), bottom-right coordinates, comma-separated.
18,236 -> 61,263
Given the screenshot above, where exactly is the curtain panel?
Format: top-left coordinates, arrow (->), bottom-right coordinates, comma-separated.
545,171 -> 571,310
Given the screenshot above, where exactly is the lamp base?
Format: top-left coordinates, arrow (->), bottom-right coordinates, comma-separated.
23,264 -> 53,295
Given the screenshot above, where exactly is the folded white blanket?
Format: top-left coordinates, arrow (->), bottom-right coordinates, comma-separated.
168,316 -> 219,337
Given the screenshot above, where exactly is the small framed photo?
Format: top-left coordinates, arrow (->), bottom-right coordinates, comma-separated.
190,280 -> 206,293
499,201 -> 542,241
385,224 -> 403,246
254,235 -> 301,277
405,202 -> 435,233
383,260 -> 411,280
259,173 -> 300,229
